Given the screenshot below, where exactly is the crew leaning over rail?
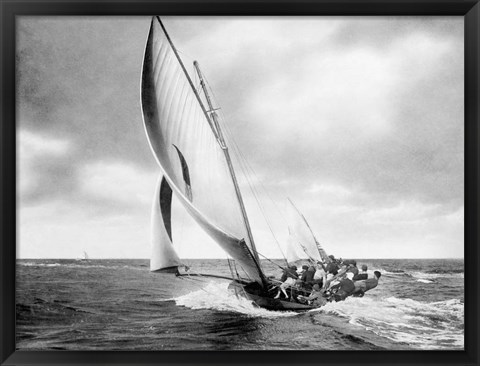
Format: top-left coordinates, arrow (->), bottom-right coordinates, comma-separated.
352,270 -> 382,297
274,265 -> 298,299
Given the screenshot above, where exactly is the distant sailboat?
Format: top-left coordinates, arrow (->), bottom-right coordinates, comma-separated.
141,17 -> 325,311
75,251 -> 89,262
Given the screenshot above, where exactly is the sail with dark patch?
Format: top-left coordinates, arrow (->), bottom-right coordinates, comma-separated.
173,145 -> 193,201
150,174 -> 182,272
141,17 -> 266,285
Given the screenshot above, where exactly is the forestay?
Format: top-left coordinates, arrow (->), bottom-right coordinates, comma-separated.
141,17 -> 265,284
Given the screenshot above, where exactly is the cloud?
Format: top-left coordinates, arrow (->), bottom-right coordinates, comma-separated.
265,33 -> 460,209
80,161 -> 157,207
17,17 -> 154,167
16,17 -> 464,259
18,129 -> 76,203
19,129 -> 71,156
18,158 -> 162,259
18,198 -> 153,258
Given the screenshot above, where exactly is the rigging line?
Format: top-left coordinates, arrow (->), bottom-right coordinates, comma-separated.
255,251 -> 289,272
228,143 -> 288,264
182,270 -> 274,304
208,107 -> 275,229
186,261 -> 253,284
225,249 -> 252,282
265,273 -> 319,296
227,257 -> 243,283
233,261 -> 241,279
297,241 -> 319,263
236,158 -> 276,238
226,133 -> 291,231
224,255 -> 253,283
208,102 -> 290,234
222,250 -> 251,282
225,141 -> 291,267
227,258 -> 252,301
201,80 -> 293,225
199,78 -> 288,264
235,154 -> 287,264
175,47 -> 196,65
238,148 -> 290,229
179,275 -> 206,284
227,258 -> 237,279
194,63 -> 262,267
216,114 -> 288,264
227,259 -> 241,299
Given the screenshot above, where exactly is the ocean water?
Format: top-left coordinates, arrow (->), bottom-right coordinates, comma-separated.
16,258 -> 464,350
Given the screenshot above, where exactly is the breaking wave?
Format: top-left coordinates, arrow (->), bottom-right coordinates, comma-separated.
17,261 -> 144,271
318,296 -> 464,350
378,269 -> 463,280
170,282 -> 463,349
409,271 -> 464,280
20,262 -> 63,267
171,282 -> 298,318
416,279 -> 434,284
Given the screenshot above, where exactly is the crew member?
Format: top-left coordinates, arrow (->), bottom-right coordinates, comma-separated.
352,271 -> 381,297
329,272 -> 356,302
353,264 -> 368,281
313,263 -> 327,288
297,284 -> 327,307
274,265 -> 298,299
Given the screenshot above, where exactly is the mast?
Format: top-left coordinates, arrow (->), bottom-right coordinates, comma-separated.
193,61 -> 261,265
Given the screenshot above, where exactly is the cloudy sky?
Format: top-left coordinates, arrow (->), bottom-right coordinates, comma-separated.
17,16 -> 464,259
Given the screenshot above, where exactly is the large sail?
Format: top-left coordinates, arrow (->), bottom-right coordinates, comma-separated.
141,17 -> 265,284
285,198 -> 330,264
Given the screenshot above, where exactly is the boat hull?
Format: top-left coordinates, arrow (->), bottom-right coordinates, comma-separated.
228,281 -> 318,311
151,266 -> 179,274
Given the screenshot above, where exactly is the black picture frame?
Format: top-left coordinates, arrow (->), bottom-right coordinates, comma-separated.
1,1 -> 478,365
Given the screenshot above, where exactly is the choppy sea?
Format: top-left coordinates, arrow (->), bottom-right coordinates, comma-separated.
16,258 -> 464,350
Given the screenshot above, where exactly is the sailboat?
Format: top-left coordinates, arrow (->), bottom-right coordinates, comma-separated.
141,17 -> 327,311
75,251 -> 89,262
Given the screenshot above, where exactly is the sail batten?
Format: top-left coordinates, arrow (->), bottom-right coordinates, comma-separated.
141,17 -> 265,284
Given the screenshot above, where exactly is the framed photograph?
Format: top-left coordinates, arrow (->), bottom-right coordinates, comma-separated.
1,1 -> 478,365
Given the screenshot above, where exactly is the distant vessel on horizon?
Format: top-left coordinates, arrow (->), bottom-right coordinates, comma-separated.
75,251 -> 89,262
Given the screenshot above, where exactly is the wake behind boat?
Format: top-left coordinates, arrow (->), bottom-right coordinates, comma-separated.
140,17 -> 379,311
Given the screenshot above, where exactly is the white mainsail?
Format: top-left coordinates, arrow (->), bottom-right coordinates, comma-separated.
141,17 -> 265,284
285,198 -> 330,264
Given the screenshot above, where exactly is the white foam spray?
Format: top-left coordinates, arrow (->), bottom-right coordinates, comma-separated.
318,296 -> 464,349
172,281 -> 299,318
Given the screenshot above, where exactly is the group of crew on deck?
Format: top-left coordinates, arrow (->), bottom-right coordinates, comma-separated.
273,255 -> 381,306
